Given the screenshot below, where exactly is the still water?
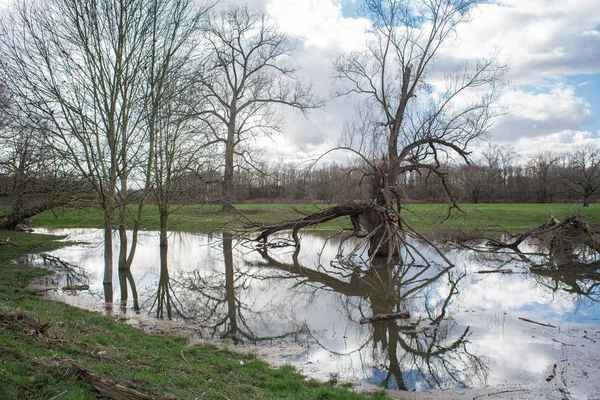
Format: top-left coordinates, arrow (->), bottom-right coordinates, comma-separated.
33,228 -> 600,396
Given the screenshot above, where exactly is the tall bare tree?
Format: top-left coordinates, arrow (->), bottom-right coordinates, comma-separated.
196,5 -> 321,212
563,144 -> 600,207
251,0 -> 505,263
144,0 -> 213,315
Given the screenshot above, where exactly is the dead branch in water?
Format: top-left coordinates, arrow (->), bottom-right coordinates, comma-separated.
62,285 -> 89,291
359,311 -> 411,324
486,216 -> 600,252
518,317 -> 556,328
477,268 -> 513,274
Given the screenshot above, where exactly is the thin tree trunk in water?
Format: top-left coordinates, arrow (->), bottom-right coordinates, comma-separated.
103,207 -> 114,303
118,269 -> 139,312
223,232 -> 238,338
157,207 -> 171,319
118,215 -> 129,302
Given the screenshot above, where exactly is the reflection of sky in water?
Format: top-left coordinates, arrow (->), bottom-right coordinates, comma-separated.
34,228 -> 600,393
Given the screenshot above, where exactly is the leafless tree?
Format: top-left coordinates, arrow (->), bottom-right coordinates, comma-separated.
0,116 -> 88,230
194,5 -> 322,212
0,0 -> 204,301
527,151 -> 560,203
562,144 -> 600,207
249,0 -> 505,263
144,0 -> 213,314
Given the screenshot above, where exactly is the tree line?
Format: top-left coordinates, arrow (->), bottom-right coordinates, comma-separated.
182,144 -> 600,207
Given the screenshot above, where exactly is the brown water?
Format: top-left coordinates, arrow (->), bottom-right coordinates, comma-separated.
33,228 -> 600,397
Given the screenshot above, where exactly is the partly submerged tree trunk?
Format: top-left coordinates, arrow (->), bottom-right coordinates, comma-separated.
222,232 -> 238,340
156,206 -> 172,319
102,205 -> 114,303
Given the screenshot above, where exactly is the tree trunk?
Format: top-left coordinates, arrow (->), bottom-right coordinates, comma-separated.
117,205 -> 129,302
223,232 -> 238,339
157,206 -> 171,319
222,117 -> 236,212
102,205 -> 114,303
583,195 -> 590,207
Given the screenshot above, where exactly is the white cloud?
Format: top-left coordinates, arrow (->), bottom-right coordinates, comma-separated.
266,0 -> 370,52
443,0 -> 600,84
490,85 -> 593,142
510,130 -> 600,156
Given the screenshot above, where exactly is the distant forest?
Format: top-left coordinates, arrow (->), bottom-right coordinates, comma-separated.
177,144 -> 600,206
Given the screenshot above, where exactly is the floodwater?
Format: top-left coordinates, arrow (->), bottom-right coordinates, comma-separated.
32,228 -> 600,398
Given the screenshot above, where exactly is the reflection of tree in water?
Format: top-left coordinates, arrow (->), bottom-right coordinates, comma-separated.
147,234 -> 181,319
118,269 -> 140,313
175,233 -> 306,343
251,240 -> 488,391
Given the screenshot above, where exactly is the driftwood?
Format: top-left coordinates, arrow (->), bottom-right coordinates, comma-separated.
360,311 -> 410,324
72,363 -> 155,400
62,285 -> 90,291
518,317 -> 556,328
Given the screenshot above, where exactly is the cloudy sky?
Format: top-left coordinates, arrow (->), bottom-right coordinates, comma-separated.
1,0 -> 599,162
251,0 -> 600,162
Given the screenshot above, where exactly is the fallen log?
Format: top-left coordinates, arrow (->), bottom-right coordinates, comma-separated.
71,363 -> 154,400
247,200 -> 373,243
360,311 -> 410,324
62,285 -> 89,291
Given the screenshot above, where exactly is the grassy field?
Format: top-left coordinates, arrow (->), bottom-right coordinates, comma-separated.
31,203 -> 600,234
0,231 -> 388,400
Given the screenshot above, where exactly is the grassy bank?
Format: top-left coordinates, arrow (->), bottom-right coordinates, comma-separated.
0,232 -> 388,400
31,203 -> 600,234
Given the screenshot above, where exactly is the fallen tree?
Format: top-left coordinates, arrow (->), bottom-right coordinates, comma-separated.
485,215 -> 600,263
243,0 -> 504,265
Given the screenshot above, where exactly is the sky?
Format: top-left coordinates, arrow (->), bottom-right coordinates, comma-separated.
1,0 -> 599,163
249,0 -> 600,163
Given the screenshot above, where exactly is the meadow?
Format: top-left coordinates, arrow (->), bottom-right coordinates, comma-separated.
31,203 -> 600,234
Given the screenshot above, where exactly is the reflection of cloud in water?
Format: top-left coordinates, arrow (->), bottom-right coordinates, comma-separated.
36,228 -> 600,396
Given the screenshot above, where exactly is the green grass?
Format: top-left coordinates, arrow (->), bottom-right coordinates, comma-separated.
402,203 -> 600,234
0,233 -> 389,400
32,203 -> 600,234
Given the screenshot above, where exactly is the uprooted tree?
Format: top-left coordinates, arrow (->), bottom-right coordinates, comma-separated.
247,0 -> 505,263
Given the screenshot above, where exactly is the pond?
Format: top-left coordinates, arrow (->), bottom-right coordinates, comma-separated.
32,228 -> 600,398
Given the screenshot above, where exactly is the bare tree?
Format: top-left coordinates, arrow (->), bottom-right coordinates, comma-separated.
0,117 -> 88,230
143,0 -> 213,314
0,0 -> 183,301
249,0 -> 505,263
195,5 -> 321,212
527,151 -> 560,203
563,144 -> 600,207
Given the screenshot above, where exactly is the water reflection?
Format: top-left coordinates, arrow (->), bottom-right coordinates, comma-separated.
36,228 -> 600,395
249,242 -> 487,390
